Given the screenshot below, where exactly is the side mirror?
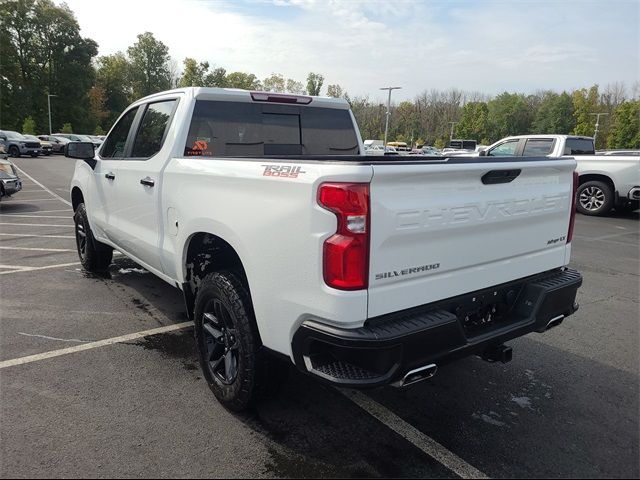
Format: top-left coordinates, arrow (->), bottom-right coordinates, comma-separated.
65,142 -> 96,168
479,149 -> 488,157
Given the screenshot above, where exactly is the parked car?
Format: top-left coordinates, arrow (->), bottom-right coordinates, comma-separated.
0,130 -> 41,157
38,134 -> 68,154
596,150 -> 640,156
68,87 -> 582,411
22,134 -> 50,155
0,158 -> 22,201
420,146 -> 442,155
53,133 -> 101,148
479,135 -> 639,215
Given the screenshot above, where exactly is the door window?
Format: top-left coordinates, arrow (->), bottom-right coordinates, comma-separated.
131,100 -> 177,158
100,107 -> 139,158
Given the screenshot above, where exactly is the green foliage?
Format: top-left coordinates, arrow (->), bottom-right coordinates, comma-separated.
457,102 -> 489,142
306,72 -> 324,96
572,85 -> 600,137
607,100 -> 640,148
0,0 -> 98,132
434,138 -> 446,149
127,32 -> 171,98
96,52 -> 132,127
94,125 -> 105,135
22,116 -> 36,134
487,92 -> 532,141
263,73 -> 286,93
327,84 -> 344,98
178,58 -> 210,87
531,91 -> 575,134
225,72 -> 261,90
286,78 -> 305,94
61,122 -> 73,133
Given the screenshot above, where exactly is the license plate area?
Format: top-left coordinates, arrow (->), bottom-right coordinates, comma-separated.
446,282 -> 527,337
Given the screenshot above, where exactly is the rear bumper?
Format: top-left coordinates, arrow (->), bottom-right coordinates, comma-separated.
292,268 -> 582,388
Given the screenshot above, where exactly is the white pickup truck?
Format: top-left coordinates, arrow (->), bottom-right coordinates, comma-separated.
68,88 -> 582,410
479,134 -> 640,216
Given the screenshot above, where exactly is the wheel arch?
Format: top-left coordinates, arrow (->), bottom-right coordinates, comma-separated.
181,231 -> 251,320
71,186 -> 84,211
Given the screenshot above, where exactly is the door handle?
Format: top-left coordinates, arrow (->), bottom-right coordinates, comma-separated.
140,177 -> 155,187
105,172 -> 115,180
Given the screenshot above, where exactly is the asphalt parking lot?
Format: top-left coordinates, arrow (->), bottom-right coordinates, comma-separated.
1,155 -> 638,478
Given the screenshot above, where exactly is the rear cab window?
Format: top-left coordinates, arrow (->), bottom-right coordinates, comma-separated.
184,101 -> 359,157
564,138 -> 595,155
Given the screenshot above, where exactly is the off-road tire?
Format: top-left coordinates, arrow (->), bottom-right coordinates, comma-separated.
74,203 -> 113,271
194,271 -> 288,411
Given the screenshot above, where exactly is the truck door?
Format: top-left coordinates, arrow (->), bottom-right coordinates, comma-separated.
90,106 -> 140,242
107,99 -> 179,272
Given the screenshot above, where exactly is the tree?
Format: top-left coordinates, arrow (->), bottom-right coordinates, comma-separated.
286,78 -> 305,94
531,91 -> 575,134
456,102 -> 489,142
607,100 -> 640,148
96,52 -> 132,127
262,73 -> 286,93
487,92 -> 532,141
61,122 -> 73,133
0,0 -> 98,132
94,125 -> 105,135
178,58 -> 210,87
225,72 -> 260,90
87,86 -> 108,133
306,72 -> 324,96
127,32 -> 171,98
572,85 -> 600,137
22,116 -> 36,134
206,67 -> 228,87
326,84 -> 344,98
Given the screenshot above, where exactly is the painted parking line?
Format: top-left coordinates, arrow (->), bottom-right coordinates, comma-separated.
0,214 -> 71,219
1,209 -> 72,214
0,233 -> 74,239
0,246 -> 76,252
0,261 -> 80,275
0,222 -> 74,227
0,322 -> 193,370
3,198 -> 67,202
340,389 -> 489,479
13,165 -> 72,207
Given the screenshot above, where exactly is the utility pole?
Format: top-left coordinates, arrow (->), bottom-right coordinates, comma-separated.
47,94 -> 58,135
380,86 -> 401,147
590,112 -> 609,148
449,121 -> 458,141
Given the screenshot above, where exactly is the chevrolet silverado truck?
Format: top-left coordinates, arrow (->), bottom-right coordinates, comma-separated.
479,134 -> 640,216
68,88 -> 582,411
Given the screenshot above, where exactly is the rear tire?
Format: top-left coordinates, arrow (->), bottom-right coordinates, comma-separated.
8,146 -> 19,158
576,180 -> 614,216
194,271 -> 287,411
74,203 -> 113,271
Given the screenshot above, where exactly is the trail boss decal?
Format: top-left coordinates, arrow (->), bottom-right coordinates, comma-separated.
261,165 -> 306,179
375,263 -> 440,280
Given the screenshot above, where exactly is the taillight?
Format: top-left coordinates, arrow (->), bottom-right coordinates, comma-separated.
318,183 -> 370,290
567,171 -> 578,243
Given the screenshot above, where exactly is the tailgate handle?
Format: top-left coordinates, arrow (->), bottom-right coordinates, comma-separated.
482,169 -> 521,185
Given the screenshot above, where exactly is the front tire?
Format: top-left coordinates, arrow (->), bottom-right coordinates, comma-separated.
577,180 -> 614,216
74,203 -> 113,271
194,271 -> 286,411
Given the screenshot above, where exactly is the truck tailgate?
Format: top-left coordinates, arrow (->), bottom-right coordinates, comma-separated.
368,158 -> 576,318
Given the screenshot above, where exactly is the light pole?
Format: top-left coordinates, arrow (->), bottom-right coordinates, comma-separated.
590,112 -> 609,148
47,94 -> 57,135
380,86 -> 401,147
449,121 -> 458,141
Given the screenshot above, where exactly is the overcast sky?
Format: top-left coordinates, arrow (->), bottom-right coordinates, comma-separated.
61,0 -> 639,101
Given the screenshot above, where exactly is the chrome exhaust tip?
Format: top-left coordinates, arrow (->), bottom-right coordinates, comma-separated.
546,314 -> 565,330
393,363 -> 437,388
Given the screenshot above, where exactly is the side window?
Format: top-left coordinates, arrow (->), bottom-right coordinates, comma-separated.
131,100 -> 177,158
564,138 -> 595,155
523,139 -> 555,156
101,107 -> 139,159
488,140 -> 519,156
